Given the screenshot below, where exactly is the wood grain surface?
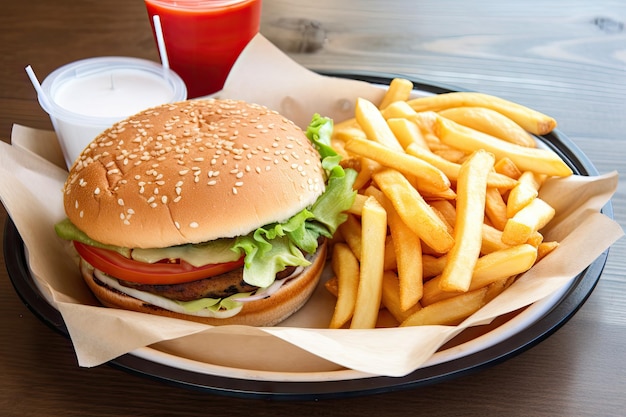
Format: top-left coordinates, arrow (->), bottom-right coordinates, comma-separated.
1,1 -> 625,416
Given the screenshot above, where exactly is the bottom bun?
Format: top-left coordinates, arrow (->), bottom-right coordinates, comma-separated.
81,240 -> 327,327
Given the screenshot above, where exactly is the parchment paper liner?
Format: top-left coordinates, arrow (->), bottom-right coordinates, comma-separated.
0,35 -> 622,378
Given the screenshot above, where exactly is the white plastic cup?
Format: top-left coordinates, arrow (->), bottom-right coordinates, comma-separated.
38,57 -> 187,169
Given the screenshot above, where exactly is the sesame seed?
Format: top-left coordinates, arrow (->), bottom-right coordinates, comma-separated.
161,196 -> 168,204
118,199 -> 124,206
175,221 -> 181,229
79,211 -> 84,218
94,187 -> 100,195
208,180 -> 217,186
189,222 -> 199,228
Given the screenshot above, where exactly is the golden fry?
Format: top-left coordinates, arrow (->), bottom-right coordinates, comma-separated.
494,157 -> 522,179
387,117 -> 429,150
406,143 -> 518,189
423,244 -> 538,306
400,288 -> 488,327
345,137 -> 450,192
385,197 -> 424,310
485,187 -> 509,231
379,78 -> 414,109
502,198 -> 556,245
347,193 -> 369,215
407,92 -> 557,135
351,197 -> 387,329
434,117 -> 572,177
439,150 -> 495,292
338,214 -> 362,260
439,106 -> 537,147
423,254 -> 448,279
481,223 -> 511,254
355,97 -> 404,151
537,241 -> 559,262
381,271 -> 423,323
506,171 -> 542,217
373,169 -> 455,253
329,243 -> 360,329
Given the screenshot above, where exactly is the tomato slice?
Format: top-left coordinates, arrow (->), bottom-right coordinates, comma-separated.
74,241 -> 245,285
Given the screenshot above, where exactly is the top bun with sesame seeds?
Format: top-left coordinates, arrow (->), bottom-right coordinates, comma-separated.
64,98 -> 325,249
55,99 -> 357,326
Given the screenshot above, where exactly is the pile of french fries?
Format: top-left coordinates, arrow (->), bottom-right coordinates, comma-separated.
325,78 -> 572,329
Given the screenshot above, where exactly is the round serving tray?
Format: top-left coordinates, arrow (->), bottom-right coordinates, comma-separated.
4,74 -> 612,400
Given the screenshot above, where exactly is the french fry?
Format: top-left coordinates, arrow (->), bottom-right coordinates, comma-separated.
400,287 -> 488,327
483,278 -> 514,304
422,254 -> 448,278
326,78 -> 567,331
329,243 -> 361,329
324,275 -> 339,297
407,92 -> 557,135
439,150 -> 495,292
423,254 -> 447,279
381,271 -> 423,323
506,171 -> 542,217
355,97 -> 404,151
406,143 -> 518,190
502,198 -> 556,245
494,157 -> 522,179
383,236 -> 397,271
385,196 -> 424,310
347,193 -> 369,215
434,116 -> 572,177
373,169 -> 454,253
485,187 -> 509,230
481,223 -> 511,254
525,231 -> 544,248
422,244 -> 538,306
438,106 -> 537,147
338,214 -> 362,260
351,197 -> 387,329
345,137 -> 451,193
429,199 -> 457,228
333,125 -> 368,143
352,157 -> 381,191
381,100 -> 421,121
387,117 -> 429,150
537,241 -> 559,262
379,78 -> 414,109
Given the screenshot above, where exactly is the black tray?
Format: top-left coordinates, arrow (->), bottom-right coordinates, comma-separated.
4,74 -> 612,400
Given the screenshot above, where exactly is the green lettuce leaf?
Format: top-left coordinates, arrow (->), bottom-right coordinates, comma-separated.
234,114 -> 357,288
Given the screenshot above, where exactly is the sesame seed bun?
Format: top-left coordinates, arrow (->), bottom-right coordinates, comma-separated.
63,99 -> 326,248
80,240 -> 326,327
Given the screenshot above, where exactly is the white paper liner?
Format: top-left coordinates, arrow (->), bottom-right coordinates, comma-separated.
0,34 -> 623,377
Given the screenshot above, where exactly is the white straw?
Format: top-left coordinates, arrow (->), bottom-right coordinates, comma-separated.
25,65 -> 53,109
152,15 -> 170,70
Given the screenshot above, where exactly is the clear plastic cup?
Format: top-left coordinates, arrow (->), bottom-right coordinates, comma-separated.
38,56 -> 187,169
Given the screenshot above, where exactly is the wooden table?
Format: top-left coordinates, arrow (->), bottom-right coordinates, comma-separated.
1,1 -> 625,415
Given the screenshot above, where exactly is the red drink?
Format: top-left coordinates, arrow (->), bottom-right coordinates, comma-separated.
145,0 -> 262,98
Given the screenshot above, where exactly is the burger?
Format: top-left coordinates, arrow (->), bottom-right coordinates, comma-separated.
55,98 -> 356,326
